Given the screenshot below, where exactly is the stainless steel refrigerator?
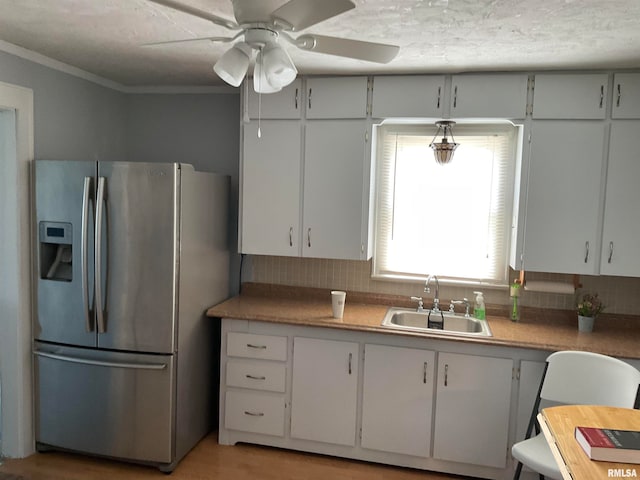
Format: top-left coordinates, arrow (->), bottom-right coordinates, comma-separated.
33,160 -> 229,472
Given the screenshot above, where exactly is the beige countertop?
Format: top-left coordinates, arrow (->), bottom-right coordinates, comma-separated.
206,283 -> 640,360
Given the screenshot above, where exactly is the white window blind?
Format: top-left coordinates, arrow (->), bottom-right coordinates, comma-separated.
373,123 -> 518,285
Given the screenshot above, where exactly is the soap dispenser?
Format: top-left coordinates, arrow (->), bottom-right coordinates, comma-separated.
473,291 -> 486,319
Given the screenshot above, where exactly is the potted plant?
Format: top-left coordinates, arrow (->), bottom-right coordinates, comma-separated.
577,293 -> 604,332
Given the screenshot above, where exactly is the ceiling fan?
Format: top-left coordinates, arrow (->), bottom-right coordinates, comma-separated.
145,0 -> 400,93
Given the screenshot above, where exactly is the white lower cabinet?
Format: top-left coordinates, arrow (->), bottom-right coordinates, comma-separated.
290,337 -> 359,445
224,390 -> 285,436
433,352 -> 514,468
219,319 -> 535,479
361,344 -> 435,457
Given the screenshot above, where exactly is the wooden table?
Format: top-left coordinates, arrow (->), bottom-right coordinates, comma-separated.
538,405 -> 640,479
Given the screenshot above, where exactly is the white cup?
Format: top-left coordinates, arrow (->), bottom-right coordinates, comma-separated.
331,291 -> 346,319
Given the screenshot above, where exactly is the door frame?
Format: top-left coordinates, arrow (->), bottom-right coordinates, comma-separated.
0,80 -> 35,458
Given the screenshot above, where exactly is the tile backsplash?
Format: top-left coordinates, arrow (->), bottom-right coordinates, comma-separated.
247,256 -> 640,315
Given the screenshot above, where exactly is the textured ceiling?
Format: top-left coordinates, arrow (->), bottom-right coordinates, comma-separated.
0,0 -> 639,87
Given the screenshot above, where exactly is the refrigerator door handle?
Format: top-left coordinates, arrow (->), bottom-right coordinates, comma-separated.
33,351 -> 167,370
81,176 -> 94,333
95,176 -> 106,334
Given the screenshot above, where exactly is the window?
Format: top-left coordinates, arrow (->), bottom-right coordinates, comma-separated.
373,122 -> 520,285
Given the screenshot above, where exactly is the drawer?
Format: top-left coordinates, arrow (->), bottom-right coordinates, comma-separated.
225,390 -> 285,437
226,360 -> 286,392
227,332 -> 287,361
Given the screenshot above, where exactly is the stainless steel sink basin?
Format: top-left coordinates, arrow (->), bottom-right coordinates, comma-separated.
381,307 -> 492,337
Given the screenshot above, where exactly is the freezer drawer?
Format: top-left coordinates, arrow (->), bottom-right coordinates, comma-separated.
34,343 -> 175,464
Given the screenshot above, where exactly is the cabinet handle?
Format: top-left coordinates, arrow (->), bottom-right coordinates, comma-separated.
246,374 -> 266,380
444,363 -> 449,386
608,241 -> 614,264
247,343 -> 267,350
436,86 -> 441,109
584,241 -> 590,263
308,88 -> 312,109
348,352 -> 352,375
453,86 -> 458,108
295,87 -> 299,110
599,85 -> 604,108
423,362 -> 428,384
617,84 -> 622,107
307,227 -> 311,248
244,411 -> 265,417
289,226 -> 293,247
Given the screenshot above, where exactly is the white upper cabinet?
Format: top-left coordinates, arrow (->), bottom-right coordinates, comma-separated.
532,74 -> 609,119
612,73 -> 640,118
522,121 -> 606,274
361,344 -> 435,457
371,75 -> 446,118
600,121 -> 640,276
450,74 -> 529,119
240,121 -> 301,256
305,77 -> 368,119
246,79 -> 303,119
303,120 -> 369,260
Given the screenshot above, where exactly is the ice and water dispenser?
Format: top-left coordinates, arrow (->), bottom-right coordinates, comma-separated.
39,221 -> 73,281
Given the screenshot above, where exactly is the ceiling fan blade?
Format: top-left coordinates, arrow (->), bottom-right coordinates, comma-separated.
271,0 -> 355,31
146,0 -> 238,30
295,34 -> 399,63
142,36 -> 235,47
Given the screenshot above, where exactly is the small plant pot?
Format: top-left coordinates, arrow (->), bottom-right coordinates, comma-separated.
578,315 -> 595,333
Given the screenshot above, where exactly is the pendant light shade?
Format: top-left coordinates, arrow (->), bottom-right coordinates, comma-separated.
253,50 -> 282,93
429,121 -> 459,165
262,43 -> 297,89
213,42 -> 251,87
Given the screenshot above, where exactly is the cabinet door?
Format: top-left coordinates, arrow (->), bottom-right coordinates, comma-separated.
600,121 -> 640,276
361,344 -> 435,457
240,121 -> 301,256
372,75 -> 445,118
433,352 -> 513,468
612,73 -> 640,119
306,77 -> 368,119
532,74 -> 608,119
514,360 -> 546,443
246,79 -> 303,119
290,337 -> 358,446
303,120 -> 368,260
450,74 -> 528,119
522,121 -> 605,274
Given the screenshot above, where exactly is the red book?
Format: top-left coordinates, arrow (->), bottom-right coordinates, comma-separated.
575,426 -> 640,464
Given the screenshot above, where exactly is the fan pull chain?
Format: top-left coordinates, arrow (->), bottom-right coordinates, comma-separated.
257,47 -> 263,139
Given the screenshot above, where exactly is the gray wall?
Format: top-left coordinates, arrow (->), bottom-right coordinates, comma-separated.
0,51 -> 127,162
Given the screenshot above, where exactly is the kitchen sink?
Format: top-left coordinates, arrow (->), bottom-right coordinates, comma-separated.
380,307 -> 493,337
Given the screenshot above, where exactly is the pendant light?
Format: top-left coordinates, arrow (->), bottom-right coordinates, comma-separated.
429,121 -> 459,165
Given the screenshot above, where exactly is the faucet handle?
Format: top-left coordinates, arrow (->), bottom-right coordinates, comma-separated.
450,298 -> 471,316
410,296 -> 424,312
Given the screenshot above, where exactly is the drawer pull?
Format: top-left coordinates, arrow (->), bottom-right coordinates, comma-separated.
243,410 -> 265,417
246,374 -> 266,380
247,344 -> 267,349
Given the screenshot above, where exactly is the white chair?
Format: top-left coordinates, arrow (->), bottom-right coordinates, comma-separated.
512,350 -> 640,480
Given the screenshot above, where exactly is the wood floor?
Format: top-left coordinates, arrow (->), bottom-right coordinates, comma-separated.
0,433 -> 474,480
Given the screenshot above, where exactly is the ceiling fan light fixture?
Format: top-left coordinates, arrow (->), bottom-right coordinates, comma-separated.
429,121 -> 459,165
262,43 -> 297,89
213,42 -> 251,87
253,50 -> 282,94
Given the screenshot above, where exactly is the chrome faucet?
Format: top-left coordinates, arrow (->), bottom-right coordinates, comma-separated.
424,274 -> 440,312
